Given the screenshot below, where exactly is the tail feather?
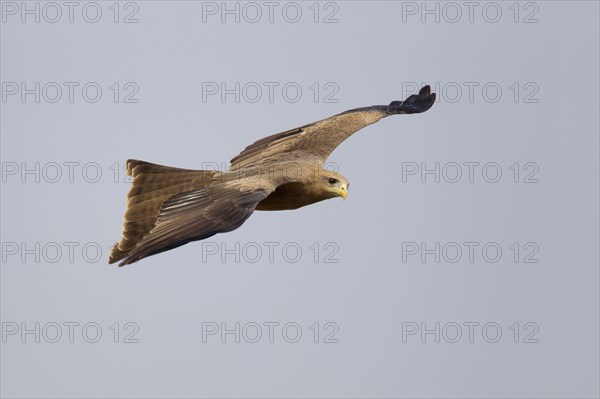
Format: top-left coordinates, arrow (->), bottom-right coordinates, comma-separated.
109,160 -> 217,264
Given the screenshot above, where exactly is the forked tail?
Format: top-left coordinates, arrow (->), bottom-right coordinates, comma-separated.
109,160 -> 216,265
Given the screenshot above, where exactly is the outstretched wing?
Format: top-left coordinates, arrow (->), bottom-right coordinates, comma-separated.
109,160 -> 271,266
230,85 -> 436,168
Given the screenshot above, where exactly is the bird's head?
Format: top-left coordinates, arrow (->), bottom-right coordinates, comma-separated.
319,171 -> 349,200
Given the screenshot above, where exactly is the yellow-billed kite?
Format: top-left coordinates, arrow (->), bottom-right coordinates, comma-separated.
109,85 -> 436,266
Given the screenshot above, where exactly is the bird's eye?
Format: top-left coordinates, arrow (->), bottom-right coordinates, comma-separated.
328,178 -> 339,185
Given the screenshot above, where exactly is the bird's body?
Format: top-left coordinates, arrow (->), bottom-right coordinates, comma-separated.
228,153 -> 346,211
109,86 -> 436,266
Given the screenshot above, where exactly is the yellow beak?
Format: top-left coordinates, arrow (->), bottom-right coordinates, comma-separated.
336,184 -> 348,200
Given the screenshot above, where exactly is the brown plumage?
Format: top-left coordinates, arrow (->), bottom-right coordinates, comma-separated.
109,85 -> 436,266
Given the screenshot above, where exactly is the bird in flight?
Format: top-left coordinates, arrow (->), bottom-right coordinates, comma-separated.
109,85 -> 436,266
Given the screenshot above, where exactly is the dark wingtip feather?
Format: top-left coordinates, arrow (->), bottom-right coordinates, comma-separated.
109,243 -> 127,265
388,85 -> 436,115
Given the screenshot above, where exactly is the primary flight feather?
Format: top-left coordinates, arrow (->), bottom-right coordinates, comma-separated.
109,85 -> 436,266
